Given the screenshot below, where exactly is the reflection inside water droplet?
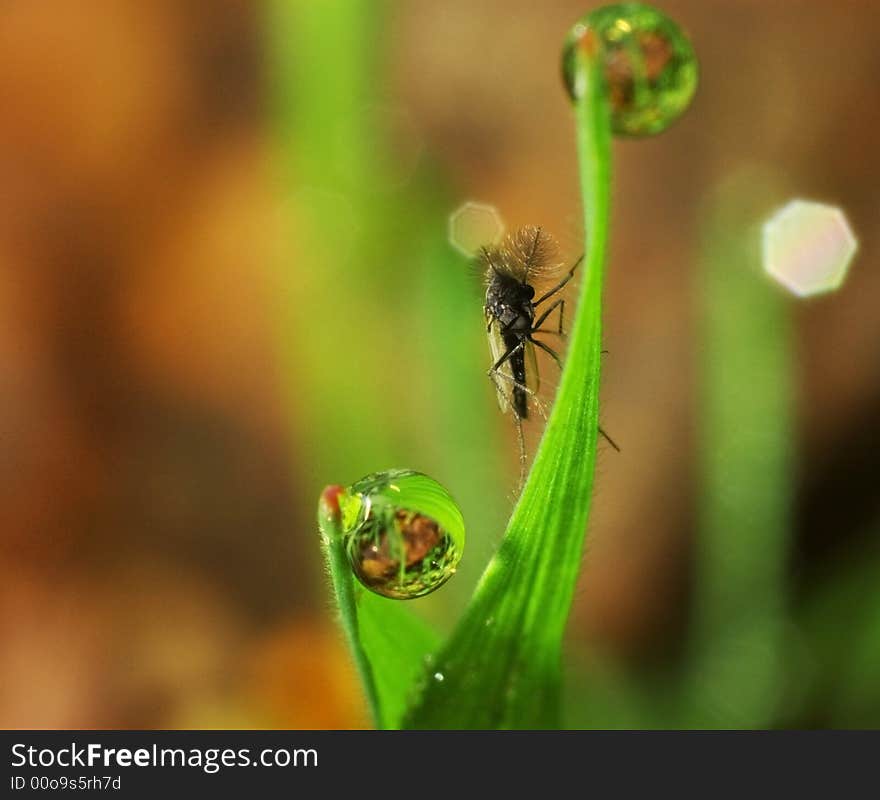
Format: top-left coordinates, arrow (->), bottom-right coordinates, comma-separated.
561,3 -> 698,137
339,469 -> 465,600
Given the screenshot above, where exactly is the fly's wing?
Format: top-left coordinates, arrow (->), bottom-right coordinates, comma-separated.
524,339 -> 539,396
486,315 -> 512,414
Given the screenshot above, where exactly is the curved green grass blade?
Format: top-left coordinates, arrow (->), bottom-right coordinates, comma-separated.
402,38 -> 612,730
318,487 -> 440,729
310,4 -> 697,731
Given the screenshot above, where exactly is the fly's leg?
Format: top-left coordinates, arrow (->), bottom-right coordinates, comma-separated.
529,336 -> 562,368
488,339 -> 524,373
487,338 -> 548,417
598,426 -> 620,452
487,366 -> 533,491
532,297 -> 566,339
530,334 -> 620,452
534,254 -> 582,306
491,368 -> 548,420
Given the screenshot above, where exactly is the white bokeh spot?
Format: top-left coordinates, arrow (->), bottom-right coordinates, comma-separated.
762,200 -> 857,297
448,202 -> 505,257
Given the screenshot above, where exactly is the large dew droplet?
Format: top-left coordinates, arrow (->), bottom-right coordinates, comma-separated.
338,469 -> 464,600
562,3 -> 698,137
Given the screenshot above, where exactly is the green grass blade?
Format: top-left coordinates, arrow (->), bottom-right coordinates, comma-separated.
356,594 -> 442,729
685,170 -> 796,727
402,40 -> 612,729
317,487 -> 440,729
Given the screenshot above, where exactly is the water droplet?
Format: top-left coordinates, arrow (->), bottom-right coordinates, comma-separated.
562,3 -> 698,137
338,469 -> 465,600
448,201 -> 505,257
433,672 -> 445,683
762,200 -> 858,297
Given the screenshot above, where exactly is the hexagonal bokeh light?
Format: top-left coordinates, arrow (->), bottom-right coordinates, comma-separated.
762,200 -> 858,297
448,201 -> 505,257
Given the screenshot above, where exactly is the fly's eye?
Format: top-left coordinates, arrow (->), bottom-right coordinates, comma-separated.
524,285 -> 536,299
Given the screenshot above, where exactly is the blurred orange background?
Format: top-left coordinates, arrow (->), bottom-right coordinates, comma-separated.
1,0 -> 878,728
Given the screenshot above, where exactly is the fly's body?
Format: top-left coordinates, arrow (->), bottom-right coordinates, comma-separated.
480,225 -> 616,486
480,226 -> 575,483
484,270 -> 537,420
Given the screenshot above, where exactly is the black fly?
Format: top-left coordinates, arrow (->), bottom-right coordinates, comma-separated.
480,225 -> 618,485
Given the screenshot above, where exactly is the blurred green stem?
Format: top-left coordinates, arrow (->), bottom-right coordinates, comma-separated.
317,485 -> 442,729
317,487 -> 383,727
688,171 -> 795,726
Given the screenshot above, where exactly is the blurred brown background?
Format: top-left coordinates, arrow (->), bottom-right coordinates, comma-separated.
1,0 -> 878,728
